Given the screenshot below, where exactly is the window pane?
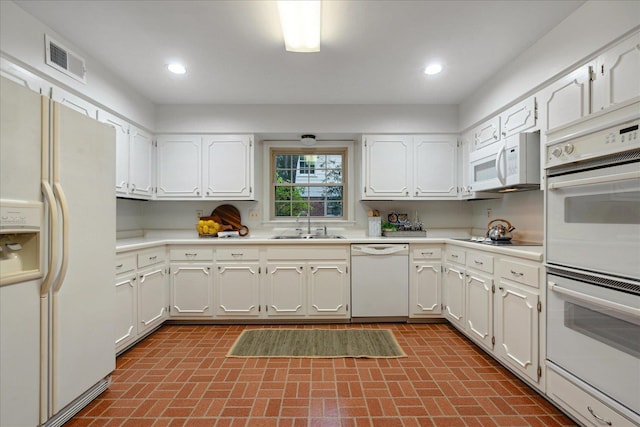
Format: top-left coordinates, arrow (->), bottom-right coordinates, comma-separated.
275,202 -> 291,216
323,170 -> 342,183
325,186 -> 343,200
274,186 -> 292,201
272,149 -> 345,219
327,202 -> 343,216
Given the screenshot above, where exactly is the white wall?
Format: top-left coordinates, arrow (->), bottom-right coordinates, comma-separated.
459,1 -> 640,131
0,1 -> 155,130
470,191 -> 543,243
155,104 -> 459,134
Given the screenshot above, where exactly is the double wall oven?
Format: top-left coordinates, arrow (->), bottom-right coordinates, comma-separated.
545,99 -> 640,425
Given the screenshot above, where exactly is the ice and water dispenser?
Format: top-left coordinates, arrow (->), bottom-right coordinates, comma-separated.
0,201 -> 43,286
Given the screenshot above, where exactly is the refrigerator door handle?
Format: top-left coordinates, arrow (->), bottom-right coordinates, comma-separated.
52,181 -> 70,294
40,180 -> 59,297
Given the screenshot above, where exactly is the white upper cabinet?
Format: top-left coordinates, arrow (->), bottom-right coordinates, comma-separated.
98,110 -> 130,196
98,110 -> 154,199
128,126 -> 154,198
413,135 -> 457,198
203,134 -> 254,200
362,134 -> 457,200
592,31 -> 640,112
472,116 -> 501,150
156,135 -> 202,198
362,135 -> 412,198
153,134 -> 254,200
499,97 -> 536,138
539,64 -> 591,132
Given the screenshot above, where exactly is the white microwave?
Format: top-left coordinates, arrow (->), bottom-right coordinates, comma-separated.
468,132 -> 540,192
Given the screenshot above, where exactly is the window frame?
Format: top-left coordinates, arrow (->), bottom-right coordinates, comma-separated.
262,140 -> 354,224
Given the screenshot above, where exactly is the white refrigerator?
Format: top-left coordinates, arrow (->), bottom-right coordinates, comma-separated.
0,74 -> 116,426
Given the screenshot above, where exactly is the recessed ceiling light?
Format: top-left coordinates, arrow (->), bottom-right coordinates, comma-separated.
424,63 -> 443,75
167,63 -> 186,75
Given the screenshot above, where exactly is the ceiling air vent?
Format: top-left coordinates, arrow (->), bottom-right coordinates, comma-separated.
45,35 -> 86,83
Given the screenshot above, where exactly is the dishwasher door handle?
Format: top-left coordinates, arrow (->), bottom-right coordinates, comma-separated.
352,245 -> 407,256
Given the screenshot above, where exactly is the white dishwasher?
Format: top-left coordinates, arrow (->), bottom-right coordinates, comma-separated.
351,244 -> 409,320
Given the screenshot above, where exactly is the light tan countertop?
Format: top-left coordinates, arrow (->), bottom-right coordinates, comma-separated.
116,232 -> 543,261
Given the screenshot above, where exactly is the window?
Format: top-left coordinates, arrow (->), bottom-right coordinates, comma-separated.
272,148 -> 346,219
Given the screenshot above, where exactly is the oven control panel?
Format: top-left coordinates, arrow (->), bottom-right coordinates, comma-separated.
546,119 -> 639,168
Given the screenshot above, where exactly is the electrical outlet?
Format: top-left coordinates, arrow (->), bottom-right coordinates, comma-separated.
487,208 -> 492,218
196,209 -> 203,219
249,209 -> 259,220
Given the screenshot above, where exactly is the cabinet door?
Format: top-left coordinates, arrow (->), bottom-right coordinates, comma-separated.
443,265 -> 465,329
308,263 -> 349,318
137,266 -> 167,336
129,127 -> 154,198
203,134 -> 253,199
500,97 -> 536,138
540,64 -> 591,132
465,271 -> 494,350
473,116 -> 500,150
98,110 -> 130,196
410,262 -> 442,317
265,263 -> 306,317
413,136 -> 457,198
50,86 -> 97,118
592,32 -> 640,112
215,263 -> 260,317
494,280 -> 539,383
156,135 -> 202,198
170,264 -> 212,317
114,274 -> 137,352
362,135 -> 411,198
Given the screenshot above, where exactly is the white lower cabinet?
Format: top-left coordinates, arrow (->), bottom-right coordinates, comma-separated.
114,247 -> 168,353
444,244 -> 543,390
410,245 -> 442,318
443,248 -> 466,329
265,262 -> 306,318
169,248 -> 214,318
265,246 -> 350,320
465,251 -> 494,351
114,254 -> 137,353
494,256 -> 541,384
215,247 -> 261,318
308,262 -> 349,317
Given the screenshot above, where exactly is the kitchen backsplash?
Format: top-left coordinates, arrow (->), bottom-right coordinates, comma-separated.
116,195 -> 539,242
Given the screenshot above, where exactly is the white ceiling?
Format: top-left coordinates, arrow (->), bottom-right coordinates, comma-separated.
16,0 -> 585,105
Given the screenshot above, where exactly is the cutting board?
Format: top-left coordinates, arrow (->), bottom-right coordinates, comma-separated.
211,204 -> 249,236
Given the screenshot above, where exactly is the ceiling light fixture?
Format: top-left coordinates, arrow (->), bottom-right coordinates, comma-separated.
277,0 -> 321,53
167,62 -> 186,75
301,134 -> 317,146
424,63 -> 443,75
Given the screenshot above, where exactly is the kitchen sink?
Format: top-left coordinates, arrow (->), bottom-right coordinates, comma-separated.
271,234 -> 345,240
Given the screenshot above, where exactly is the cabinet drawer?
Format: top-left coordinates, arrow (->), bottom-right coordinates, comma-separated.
137,248 -> 165,268
445,247 -> 465,265
499,258 -> 539,288
466,251 -> 494,274
115,253 -> 136,275
216,247 -> 260,261
170,247 -> 213,261
267,246 -> 349,260
547,367 -> 637,427
412,246 -> 442,260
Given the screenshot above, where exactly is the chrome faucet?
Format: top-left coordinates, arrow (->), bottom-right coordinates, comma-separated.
295,211 -> 312,235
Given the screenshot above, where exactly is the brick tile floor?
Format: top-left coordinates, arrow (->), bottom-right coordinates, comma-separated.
67,323 -> 576,426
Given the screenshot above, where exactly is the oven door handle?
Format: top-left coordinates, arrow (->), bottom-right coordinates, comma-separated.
548,281 -> 640,318
548,171 -> 640,190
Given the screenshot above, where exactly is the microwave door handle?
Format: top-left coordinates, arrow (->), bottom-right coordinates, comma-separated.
548,170 -> 640,190
548,281 -> 640,318
495,142 -> 507,185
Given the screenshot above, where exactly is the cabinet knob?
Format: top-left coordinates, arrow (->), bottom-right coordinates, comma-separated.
510,270 -> 524,277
